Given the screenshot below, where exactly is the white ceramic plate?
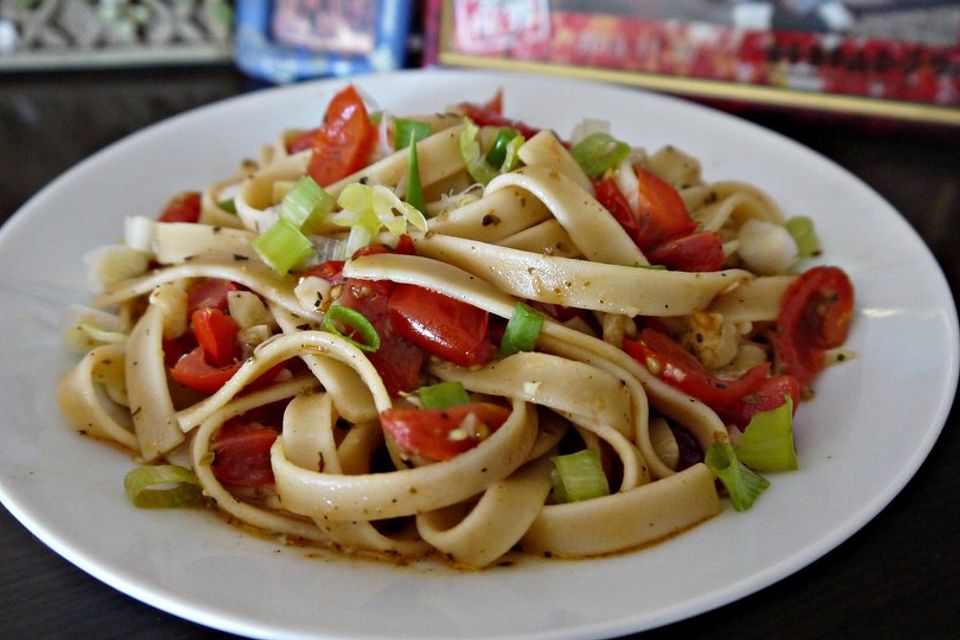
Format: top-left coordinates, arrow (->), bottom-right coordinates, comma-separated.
0,70 -> 956,640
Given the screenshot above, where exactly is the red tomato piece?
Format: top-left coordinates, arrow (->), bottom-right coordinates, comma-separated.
388,284 -> 495,368
338,278 -> 425,395
633,167 -> 698,250
190,308 -> 240,367
646,230 -> 725,272
187,278 -> 241,315
157,191 -> 201,223
595,177 -> 643,242
624,327 -> 770,411
380,403 -> 511,461
456,90 -> 540,139
773,266 -> 854,388
300,260 -> 346,285
719,374 -> 801,429
169,346 -> 242,394
305,85 -> 377,187
211,422 -> 279,486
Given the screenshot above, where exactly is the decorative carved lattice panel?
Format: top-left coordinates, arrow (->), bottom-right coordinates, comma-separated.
0,0 -> 234,69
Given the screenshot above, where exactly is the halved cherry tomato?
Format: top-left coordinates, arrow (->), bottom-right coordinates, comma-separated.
302,260 -> 346,285
388,284 -> 495,368
623,327 -> 770,411
338,278 -> 425,395
191,308 -> 240,367
595,177 -> 643,242
633,167 -> 698,250
169,346 -> 242,394
302,85 -> 378,187
719,374 -> 801,429
646,230 -> 725,272
187,278 -> 240,315
157,191 -> 201,223
774,266 -> 854,388
211,422 -> 279,486
380,402 -> 511,461
457,90 -> 540,139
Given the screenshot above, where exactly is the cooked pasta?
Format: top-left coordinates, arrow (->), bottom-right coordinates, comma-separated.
58,85 -> 854,568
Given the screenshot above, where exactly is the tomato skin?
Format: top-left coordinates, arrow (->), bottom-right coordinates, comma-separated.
211,422 -> 279,486
191,308 -> 240,367
633,167 -> 698,250
169,346 -> 242,394
388,284 -> 495,368
380,403 -> 511,461
646,231 -> 725,272
187,278 -> 240,315
157,191 -> 201,223
774,266 -> 854,388
719,374 -> 801,429
338,279 -> 425,396
457,90 -> 540,139
624,327 -> 770,412
304,85 -> 377,187
595,177 -> 643,241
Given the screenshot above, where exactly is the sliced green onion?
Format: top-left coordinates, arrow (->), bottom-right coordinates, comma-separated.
459,118 -> 499,185
500,302 -> 545,356
218,198 -> 238,215
124,464 -> 203,508
406,131 -> 426,215
279,175 -> 334,234
570,132 -> 631,178
485,128 -> 520,168
252,219 -> 315,274
394,118 -> 432,150
785,216 -> 821,258
500,134 -> 524,173
705,442 -> 769,511
550,449 -> 610,503
321,304 -> 381,352
368,111 -> 383,126
333,182 -> 427,254
418,381 -> 471,409
734,397 -> 798,471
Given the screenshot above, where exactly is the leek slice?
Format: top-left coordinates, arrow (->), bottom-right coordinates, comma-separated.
279,175 -> 334,234
333,183 -> 427,254
321,304 -> 381,352
785,216 -> 821,259
459,119 -> 500,185
500,302 -> 545,355
734,397 -> 798,471
252,219 -> 314,274
551,449 -> 610,503
570,132 -> 630,178
705,442 -> 769,511
124,464 -> 203,508
418,381 -> 471,409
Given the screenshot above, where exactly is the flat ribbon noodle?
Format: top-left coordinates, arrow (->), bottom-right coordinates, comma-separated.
272,397 -> 537,521
415,454 -> 554,568
57,343 -> 138,450
521,463 -> 720,558
411,233 -> 752,317
486,165 -> 645,266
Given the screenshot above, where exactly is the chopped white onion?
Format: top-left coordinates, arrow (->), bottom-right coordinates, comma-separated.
737,219 -> 798,276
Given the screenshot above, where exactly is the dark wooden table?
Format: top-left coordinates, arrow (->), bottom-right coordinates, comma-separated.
1,65 -> 958,639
